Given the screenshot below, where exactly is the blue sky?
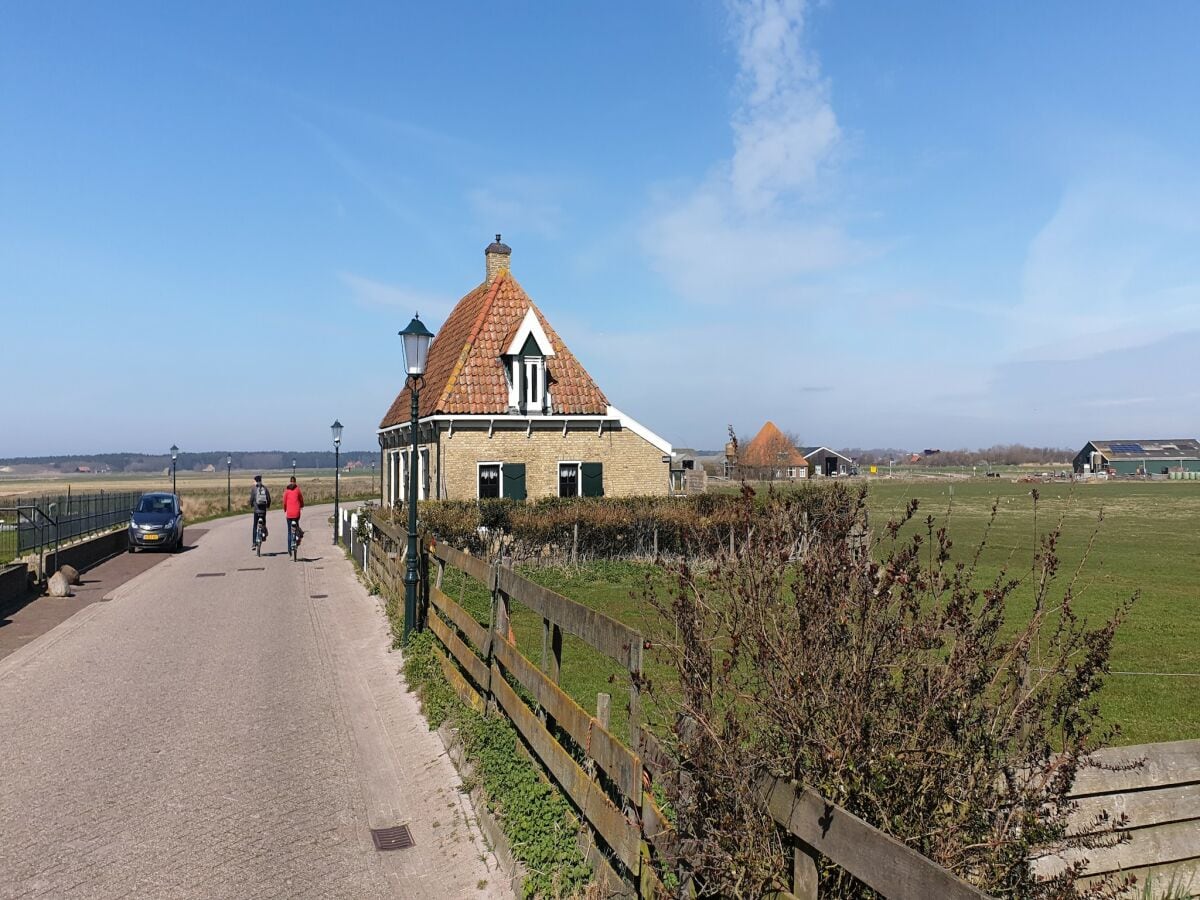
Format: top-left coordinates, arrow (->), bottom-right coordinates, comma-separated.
4,1 -> 1199,456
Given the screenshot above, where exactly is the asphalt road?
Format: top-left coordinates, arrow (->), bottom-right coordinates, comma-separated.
0,507 -> 508,899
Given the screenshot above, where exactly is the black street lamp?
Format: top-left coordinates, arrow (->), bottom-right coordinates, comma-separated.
292,458 -> 297,479
226,454 -> 232,512
399,313 -> 434,644
170,444 -> 179,495
331,420 -> 343,544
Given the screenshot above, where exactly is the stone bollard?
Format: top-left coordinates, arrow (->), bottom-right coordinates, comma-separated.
60,564 -> 81,585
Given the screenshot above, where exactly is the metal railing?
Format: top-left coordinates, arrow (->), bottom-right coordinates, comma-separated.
0,491 -> 139,569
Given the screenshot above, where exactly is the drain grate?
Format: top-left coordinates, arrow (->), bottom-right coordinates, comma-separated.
310,594 -> 328,599
370,825 -> 414,851
195,572 -> 225,578
237,567 -> 265,572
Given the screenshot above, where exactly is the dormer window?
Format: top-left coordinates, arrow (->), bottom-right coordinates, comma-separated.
524,355 -> 542,408
504,308 -> 555,415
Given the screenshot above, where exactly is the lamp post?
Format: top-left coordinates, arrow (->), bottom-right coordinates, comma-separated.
170,444 -> 179,495
226,454 -> 232,512
399,313 -> 434,644
331,420 -> 343,545
292,458 -> 297,479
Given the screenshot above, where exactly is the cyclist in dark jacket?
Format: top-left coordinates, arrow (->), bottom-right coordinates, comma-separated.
249,475 -> 271,548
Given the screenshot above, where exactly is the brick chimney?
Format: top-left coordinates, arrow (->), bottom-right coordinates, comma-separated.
485,234 -> 511,285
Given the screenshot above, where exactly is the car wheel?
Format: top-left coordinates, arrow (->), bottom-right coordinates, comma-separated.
129,545 -> 137,554
175,530 -> 185,552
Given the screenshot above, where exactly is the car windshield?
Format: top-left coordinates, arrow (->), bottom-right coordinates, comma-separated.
137,497 -> 175,514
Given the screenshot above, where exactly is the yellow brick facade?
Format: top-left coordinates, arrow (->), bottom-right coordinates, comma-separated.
383,421 -> 669,502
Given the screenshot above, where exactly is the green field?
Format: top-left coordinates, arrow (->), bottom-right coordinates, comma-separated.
439,479 -> 1199,746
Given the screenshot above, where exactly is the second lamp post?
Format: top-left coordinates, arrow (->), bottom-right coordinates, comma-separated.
331,420 -> 343,544
399,314 -> 433,644
170,444 -> 179,495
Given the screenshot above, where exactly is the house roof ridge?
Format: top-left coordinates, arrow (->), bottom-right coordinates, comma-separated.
437,272 -> 506,411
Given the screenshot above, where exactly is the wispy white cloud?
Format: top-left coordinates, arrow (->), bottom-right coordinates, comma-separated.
642,185 -> 860,300
339,272 -> 452,322
466,174 -> 578,240
295,115 -> 432,232
728,0 -> 840,211
1008,166 -> 1200,362
639,0 -> 859,303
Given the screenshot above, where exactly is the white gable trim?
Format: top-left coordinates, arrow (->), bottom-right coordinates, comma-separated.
607,406 -> 672,455
504,308 -> 556,357
802,446 -> 853,464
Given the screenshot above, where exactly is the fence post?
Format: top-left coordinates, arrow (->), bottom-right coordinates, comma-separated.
486,561 -> 504,714
652,526 -> 658,561
791,839 -> 819,900
628,639 -> 644,769
587,693 -> 610,783
540,617 -> 563,730
571,521 -> 579,566
417,536 -> 429,632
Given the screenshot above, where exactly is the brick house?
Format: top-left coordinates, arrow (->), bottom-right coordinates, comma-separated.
377,237 -> 672,504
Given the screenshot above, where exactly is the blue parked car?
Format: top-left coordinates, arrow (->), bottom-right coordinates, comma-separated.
128,492 -> 185,552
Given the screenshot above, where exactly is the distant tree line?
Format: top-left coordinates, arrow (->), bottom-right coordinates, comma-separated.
844,444 -> 1073,467
0,450 -> 379,473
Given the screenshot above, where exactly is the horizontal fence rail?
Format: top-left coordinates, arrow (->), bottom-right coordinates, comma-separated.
1033,740 -> 1200,892
348,518 -> 1000,899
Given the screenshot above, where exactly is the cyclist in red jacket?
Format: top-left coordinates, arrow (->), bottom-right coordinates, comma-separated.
283,476 -> 305,551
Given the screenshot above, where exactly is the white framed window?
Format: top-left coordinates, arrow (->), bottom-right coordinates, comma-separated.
478,462 -> 501,499
524,356 -> 542,409
388,450 -> 402,505
558,461 -> 581,497
397,448 -> 431,501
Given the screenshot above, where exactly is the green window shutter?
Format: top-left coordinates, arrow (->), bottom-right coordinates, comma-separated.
581,462 -> 604,497
503,463 -> 527,500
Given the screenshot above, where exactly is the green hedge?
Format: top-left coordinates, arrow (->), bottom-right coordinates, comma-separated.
379,488 -> 841,560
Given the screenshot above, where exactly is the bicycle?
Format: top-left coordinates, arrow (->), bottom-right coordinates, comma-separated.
254,514 -> 266,557
288,519 -> 303,561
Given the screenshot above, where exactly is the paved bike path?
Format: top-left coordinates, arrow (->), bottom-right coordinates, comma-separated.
0,507 -> 508,899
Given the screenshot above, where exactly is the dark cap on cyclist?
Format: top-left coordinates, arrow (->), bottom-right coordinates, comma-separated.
254,474 -> 262,483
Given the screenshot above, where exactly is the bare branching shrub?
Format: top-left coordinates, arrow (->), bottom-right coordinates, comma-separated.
646,483 -> 1136,898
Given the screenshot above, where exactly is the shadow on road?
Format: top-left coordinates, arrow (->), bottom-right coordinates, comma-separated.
130,543 -> 198,555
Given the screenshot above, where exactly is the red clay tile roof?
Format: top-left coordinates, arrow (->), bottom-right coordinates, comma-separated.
379,271 -> 608,428
739,421 -> 807,468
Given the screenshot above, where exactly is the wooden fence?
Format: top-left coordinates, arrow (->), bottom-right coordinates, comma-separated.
1033,740 -> 1200,896
360,519 -> 995,899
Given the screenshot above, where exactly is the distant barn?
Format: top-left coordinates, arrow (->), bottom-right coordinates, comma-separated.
1073,439 -> 1200,475
799,446 -> 854,477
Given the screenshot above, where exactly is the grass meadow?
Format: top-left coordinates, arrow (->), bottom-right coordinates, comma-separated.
438,478 -> 1199,747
